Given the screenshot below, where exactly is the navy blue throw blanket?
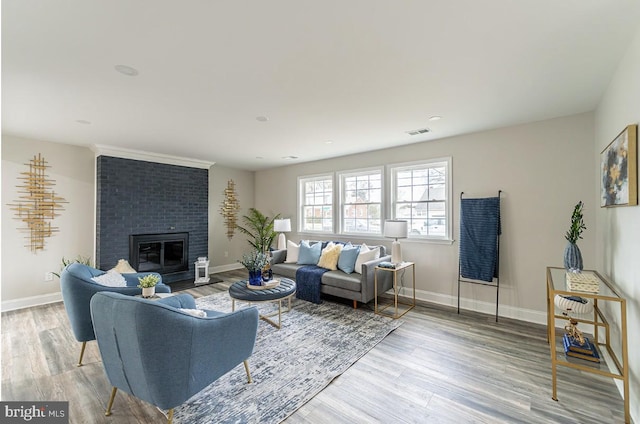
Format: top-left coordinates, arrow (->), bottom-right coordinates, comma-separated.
460,197 -> 501,282
295,266 -> 329,304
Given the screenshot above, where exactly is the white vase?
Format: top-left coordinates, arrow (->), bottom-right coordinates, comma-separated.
142,286 -> 156,298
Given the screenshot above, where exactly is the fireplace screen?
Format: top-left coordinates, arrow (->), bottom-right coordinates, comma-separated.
129,232 -> 189,274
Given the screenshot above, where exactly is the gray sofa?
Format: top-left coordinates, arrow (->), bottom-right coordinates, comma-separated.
270,243 -> 392,308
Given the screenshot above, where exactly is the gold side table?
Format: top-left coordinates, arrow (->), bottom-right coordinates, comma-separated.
374,262 -> 415,319
546,267 -> 629,423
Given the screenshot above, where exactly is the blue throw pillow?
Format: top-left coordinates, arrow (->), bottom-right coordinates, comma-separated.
338,243 -> 361,274
297,240 -> 322,265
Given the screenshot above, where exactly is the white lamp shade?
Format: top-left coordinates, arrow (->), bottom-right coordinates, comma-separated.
274,218 -> 291,232
384,220 -> 408,239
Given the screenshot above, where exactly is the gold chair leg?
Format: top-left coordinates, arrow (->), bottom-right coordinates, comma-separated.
243,360 -> 252,384
167,408 -> 174,424
105,387 -> 117,416
77,341 -> 87,367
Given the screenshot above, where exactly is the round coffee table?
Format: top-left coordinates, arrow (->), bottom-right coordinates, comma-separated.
228,278 -> 296,329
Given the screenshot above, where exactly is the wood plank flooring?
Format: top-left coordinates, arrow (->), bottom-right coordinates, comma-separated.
1,270 -> 627,423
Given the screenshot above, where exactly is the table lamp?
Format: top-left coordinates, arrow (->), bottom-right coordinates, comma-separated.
274,218 -> 291,250
384,220 -> 408,264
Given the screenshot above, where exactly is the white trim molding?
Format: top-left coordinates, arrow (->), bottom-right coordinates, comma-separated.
1,292 -> 63,313
210,263 -> 244,274
394,287 -> 547,325
92,144 -> 215,169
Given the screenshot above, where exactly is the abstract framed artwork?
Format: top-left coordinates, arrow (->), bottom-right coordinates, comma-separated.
600,124 -> 637,207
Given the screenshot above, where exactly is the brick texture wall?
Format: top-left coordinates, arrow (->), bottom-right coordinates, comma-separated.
96,156 -> 208,283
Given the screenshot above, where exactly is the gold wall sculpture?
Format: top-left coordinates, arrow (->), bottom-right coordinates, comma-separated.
220,179 -> 240,240
8,153 -> 67,252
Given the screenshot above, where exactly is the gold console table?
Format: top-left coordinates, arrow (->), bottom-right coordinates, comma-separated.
546,267 -> 629,423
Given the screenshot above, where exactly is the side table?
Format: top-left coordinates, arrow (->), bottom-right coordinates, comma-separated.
374,262 -> 415,319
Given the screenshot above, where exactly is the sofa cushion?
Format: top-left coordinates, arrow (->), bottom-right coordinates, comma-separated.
354,244 -> 380,274
285,240 -> 300,263
321,270 -> 361,292
317,243 -> 342,270
297,240 -> 322,265
271,263 -> 302,280
337,243 -> 361,274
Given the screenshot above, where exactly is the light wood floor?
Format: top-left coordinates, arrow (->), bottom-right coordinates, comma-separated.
1,270 -> 627,423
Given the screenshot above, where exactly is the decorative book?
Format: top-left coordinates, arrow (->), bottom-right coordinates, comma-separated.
566,272 -> 599,293
563,334 -> 596,355
562,333 -> 601,363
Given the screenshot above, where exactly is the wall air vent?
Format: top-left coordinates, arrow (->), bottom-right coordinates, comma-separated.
405,128 -> 431,136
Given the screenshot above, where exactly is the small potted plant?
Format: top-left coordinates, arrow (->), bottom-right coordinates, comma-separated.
138,274 -> 160,298
564,201 -> 586,272
239,251 -> 269,286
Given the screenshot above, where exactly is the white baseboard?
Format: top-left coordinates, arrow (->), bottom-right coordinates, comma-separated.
209,263 -> 244,274
397,287 -> 548,325
1,292 -> 63,313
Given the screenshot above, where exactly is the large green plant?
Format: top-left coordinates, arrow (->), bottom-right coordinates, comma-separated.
52,255 -> 93,278
236,208 -> 280,253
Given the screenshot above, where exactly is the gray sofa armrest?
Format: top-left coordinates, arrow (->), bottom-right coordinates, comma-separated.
360,254 -> 392,303
271,249 -> 287,265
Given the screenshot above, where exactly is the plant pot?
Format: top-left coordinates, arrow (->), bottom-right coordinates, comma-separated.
563,242 -> 583,272
142,286 -> 156,298
248,270 -> 263,286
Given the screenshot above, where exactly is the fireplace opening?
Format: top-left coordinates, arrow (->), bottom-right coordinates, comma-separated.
129,232 -> 189,274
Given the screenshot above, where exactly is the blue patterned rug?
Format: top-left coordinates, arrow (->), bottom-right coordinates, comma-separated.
170,292 -> 403,424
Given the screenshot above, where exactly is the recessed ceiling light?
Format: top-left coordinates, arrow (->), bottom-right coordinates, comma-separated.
325,140 -> 333,144
114,65 -> 139,76
281,156 -> 299,160
256,116 -> 269,122
428,115 -> 442,121
405,128 -> 431,136
76,119 -> 91,124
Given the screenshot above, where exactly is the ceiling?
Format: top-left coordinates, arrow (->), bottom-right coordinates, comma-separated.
3,1 -> 640,171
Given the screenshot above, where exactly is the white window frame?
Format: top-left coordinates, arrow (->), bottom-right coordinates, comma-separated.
298,173 -> 334,234
388,157 -> 452,241
337,166 -> 384,236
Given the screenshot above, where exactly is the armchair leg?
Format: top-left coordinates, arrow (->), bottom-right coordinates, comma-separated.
105,387 -> 117,416
77,341 -> 87,367
353,300 -> 358,309
243,360 -> 252,384
167,408 -> 174,424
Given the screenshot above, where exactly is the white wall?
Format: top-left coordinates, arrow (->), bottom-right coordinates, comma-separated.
1,135 -> 95,310
208,165 -> 255,271
255,112 -> 596,322
594,25 -> 640,424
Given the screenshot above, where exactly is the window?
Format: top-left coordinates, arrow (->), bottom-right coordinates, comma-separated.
390,158 -> 451,240
299,175 -> 333,233
339,168 -> 383,235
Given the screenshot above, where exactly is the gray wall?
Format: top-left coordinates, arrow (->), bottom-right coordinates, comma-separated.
594,25 -> 640,423
254,112 -> 596,322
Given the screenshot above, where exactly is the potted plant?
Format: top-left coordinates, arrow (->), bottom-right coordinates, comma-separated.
138,274 -> 160,298
236,208 -> 280,254
564,201 -> 586,272
239,251 -> 269,286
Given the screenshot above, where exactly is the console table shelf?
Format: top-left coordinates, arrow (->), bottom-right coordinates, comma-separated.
546,267 -> 629,423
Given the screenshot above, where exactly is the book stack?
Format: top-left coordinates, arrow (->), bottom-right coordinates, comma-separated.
562,333 -> 601,363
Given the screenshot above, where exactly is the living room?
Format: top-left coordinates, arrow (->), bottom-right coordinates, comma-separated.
2,1 -> 640,423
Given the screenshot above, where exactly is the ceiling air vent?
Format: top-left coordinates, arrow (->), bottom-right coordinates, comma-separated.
405,128 -> 431,136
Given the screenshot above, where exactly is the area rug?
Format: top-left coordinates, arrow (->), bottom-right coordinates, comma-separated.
170,293 -> 403,424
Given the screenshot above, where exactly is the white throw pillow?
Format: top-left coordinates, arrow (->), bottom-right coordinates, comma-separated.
354,246 -> 380,274
284,240 -> 300,263
179,308 -> 207,318
92,270 -> 127,287
110,259 -> 137,274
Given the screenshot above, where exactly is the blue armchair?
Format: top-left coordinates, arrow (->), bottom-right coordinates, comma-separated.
90,292 -> 259,423
60,262 -> 171,366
